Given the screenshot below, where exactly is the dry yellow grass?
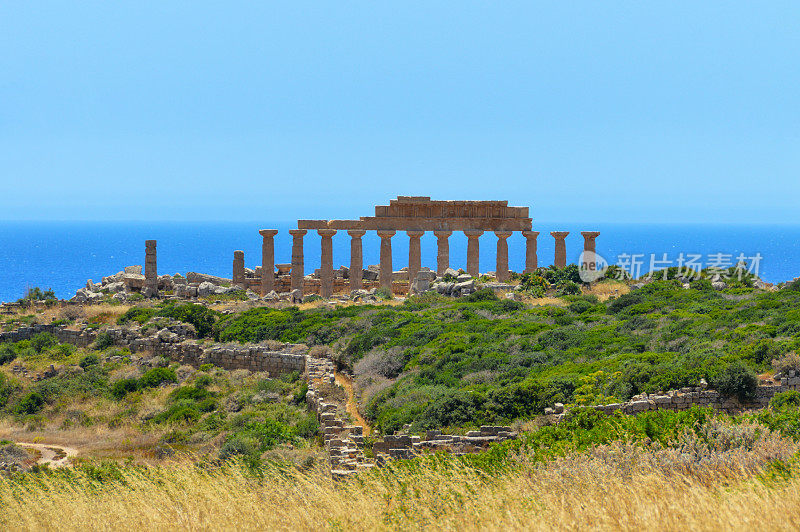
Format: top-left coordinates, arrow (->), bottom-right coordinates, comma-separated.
3,439 -> 800,531
586,279 -> 630,301
2,302 -> 133,329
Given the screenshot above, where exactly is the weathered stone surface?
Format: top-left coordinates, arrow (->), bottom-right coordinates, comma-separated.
522,231 -> 539,272
551,231 -> 569,268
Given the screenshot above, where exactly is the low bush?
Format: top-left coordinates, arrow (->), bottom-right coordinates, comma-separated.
31,332 -> 58,353
110,378 -> 139,399
79,354 -> 100,369
770,391 -> 800,410
0,344 -> 17,365
14,391 -> 45,415
94,332 -> 115,350
710,361 -> 758,402
138,367 -> 178,388
375,287 -> 394,300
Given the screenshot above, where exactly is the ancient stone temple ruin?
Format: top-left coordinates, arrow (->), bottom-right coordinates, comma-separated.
130,197 -> 599,299
241,197 -> 597,297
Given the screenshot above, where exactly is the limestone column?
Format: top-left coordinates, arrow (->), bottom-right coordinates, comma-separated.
551,231 -> 569,268
581,231 -> 600,256
289,229 -> 307,292
144,240 -> 158,297
318,229 -> 337,298
434,231 -> 452,275
258,229 -> 278,295
347,229 -> 366,290
377,230 -> 396,289
465,230 -> 484,277
522,231 -> 540,273
494,231 -> 512,282
407,230 -> 424,283
232,250 -> 245,288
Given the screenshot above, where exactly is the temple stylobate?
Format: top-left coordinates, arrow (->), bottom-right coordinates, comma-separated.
238,197 -> 599,297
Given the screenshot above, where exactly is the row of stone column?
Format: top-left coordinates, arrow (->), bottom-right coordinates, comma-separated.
250,229 -> 600,297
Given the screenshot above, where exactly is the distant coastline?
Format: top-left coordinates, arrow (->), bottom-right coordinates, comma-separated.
2,221 -> 800,303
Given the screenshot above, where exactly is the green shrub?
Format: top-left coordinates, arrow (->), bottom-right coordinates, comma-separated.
293,414 -> 319,438
0,344 -> 17,365
375,287 -> 394,300
139,367 -> 178,388
557,281 -> 581,296
292,383 -> 308,405
464,288 -> 498,302
94,332 -> 115,350
151,403 -> 202,424
771,391 -> 800,410
156,303 -> 219,337
219,437 -> 254,460
118,307 -> 156,325
710,361 -> 758,402
14,391 -> 45,415
0,373 -> 19,408
194,374 -> 213,388
519,272 -> 548,294
168,385 -> 213,403
19,287 -> 56,303
31,332 -> 58,353
79,354 -> 100,369
110,378 -> 139,399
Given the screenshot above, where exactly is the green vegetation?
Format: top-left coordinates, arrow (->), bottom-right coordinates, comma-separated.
119,302 -> 220,337
17,287 -> 56,304
209,279 -> 800,433
0,334 -> 317,464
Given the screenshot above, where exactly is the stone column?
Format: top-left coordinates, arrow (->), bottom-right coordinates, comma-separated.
551,231 -> 569,268
465,230 -> 484,277
522,231 -> 540,273
258,229 -> 278,295
318,229 -> 337,298
289,229 -> 307,292
377,230 -> 396,290
407,230 -> 424,283
347,229 -> 366,290
434,231 -> 452,275
494,231 -> 512,282
232,250 -> 245,288
144,240 -> 158,297
581,231 -> 600,255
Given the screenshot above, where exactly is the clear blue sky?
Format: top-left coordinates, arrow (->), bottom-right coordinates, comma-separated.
1,2 -> 799,223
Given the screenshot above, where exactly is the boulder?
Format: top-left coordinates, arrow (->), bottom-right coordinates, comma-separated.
289,289 -> 303,303
456,274 -> 472,283
443,267 -> 459,278
142,286 -> 158,298
124,265 -> 143,275
158,275 -> 174,290
712,281 -> 728,290
105,281 -> 126,293
263,290 -> 279,301
197,282 -> 216,297
362,269 -> 378,281
121,273 -> 146,290
186,272 -> 232,285
453,279 -> 475,295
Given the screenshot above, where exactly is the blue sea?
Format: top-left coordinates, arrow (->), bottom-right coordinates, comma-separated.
1,221 -> 799,303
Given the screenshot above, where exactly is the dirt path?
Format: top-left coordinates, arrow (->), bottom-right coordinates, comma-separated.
16,442 -> 78,468
334,372 -> 371,436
